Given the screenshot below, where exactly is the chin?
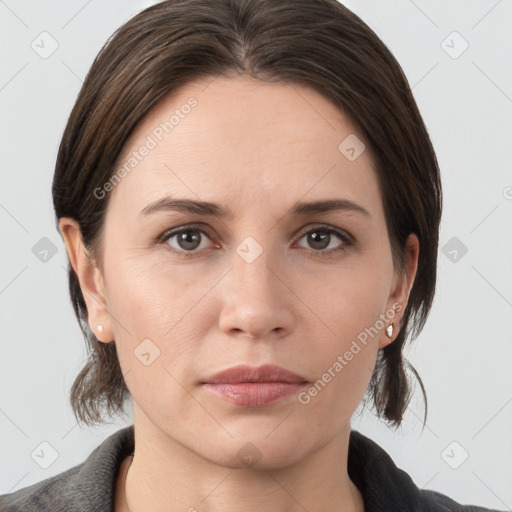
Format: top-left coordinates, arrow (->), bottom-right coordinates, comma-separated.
193,428 -> 316,471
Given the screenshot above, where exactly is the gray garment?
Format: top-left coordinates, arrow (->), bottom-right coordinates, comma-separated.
0,425 -> 505,511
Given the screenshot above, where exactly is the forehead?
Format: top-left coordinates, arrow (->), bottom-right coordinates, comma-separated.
109,75 -> 381,219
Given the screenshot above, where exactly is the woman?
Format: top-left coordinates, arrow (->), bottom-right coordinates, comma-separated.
0,0 -> 505,511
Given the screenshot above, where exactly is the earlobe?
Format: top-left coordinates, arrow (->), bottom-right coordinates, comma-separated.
58,217 -> 113,343
379,233 -> 419,349
378,321 -> 396,349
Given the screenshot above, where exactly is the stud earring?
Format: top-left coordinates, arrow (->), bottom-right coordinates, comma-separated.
385,323 -> 394,339
97,325 -> 104,333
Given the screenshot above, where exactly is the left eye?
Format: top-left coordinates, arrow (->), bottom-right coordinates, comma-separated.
295,227 -> 351,254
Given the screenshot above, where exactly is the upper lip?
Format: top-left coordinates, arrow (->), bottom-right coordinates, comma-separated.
203,364 -> 308,384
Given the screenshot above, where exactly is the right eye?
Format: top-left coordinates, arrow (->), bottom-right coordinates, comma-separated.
160,224 -> 218,258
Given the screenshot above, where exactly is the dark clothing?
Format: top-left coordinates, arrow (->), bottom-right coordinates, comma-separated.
0,425 -> 504,511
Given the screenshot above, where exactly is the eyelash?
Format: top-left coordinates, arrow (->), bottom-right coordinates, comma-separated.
157,223 -> 354,259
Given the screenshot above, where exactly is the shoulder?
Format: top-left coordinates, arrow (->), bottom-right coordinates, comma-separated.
0,425 -> 135,512
419,488 -> 506,512
348,430 -> 506,512
0,464 -> 86,512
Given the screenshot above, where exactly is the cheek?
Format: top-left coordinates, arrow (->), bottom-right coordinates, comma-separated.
292,251 -> 391,420
104,254 -> 205,361
104,258 -> 209,419
303,279 -> 384,393
296,342 -> 377,442
294,275 -> 385,431
302,249 -> 393,342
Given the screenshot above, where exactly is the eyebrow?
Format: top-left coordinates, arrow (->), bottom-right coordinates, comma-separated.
140,197 -> 370,219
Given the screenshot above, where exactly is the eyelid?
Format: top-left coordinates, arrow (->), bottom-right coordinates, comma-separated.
293,223 -> 355,245
156,222 -> 216,244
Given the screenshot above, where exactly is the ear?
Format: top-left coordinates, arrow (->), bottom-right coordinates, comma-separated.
378,233 -> 419,349
58,217 -> 114,343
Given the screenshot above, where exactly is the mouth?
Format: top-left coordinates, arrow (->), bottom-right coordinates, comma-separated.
201,364 -> 309,407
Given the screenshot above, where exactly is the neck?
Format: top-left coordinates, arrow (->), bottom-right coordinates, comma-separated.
121,411 -> 364,512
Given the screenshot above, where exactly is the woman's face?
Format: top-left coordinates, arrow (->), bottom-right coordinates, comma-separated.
73,75 -> 418,468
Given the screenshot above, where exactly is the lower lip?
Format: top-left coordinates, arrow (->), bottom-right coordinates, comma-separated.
203,382 -> 308,407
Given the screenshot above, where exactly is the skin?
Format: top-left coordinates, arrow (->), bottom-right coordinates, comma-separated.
60,74 -> 419,512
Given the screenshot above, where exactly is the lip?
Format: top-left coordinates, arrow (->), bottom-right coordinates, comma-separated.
202,364 -> 309,407
203,364 -> 308,384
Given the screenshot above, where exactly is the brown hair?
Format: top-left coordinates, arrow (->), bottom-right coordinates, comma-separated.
52,0 -> 441,428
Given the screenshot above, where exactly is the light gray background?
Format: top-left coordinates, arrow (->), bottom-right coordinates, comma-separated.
1,0 -> 511,509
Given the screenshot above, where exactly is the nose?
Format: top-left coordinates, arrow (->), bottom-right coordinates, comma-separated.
218,242 -> 295,340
